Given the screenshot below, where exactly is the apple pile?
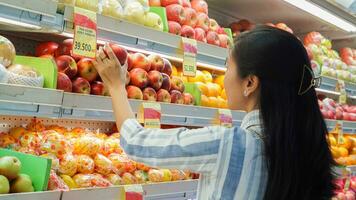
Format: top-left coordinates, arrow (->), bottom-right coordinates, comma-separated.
159,0 -> 231,48
303,32 -> 356,83
319,98 -> 356,121
229,19 -> 255,37
331,177 -> 356,200
340,47 -> 356,67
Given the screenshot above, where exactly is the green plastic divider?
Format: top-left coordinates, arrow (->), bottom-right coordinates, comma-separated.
184,82 -> 201,106
224,28 -> 233,42
149,7 -> 169,32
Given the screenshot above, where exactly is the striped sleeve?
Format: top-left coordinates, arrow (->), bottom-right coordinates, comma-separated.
119,119 -> 228,173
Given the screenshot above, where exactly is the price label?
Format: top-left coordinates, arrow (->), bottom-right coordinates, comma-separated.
336,80 -> 347,105
120,185 -> 144,200
138,102 -> 161,128
217,109 -> 233,128
336,121 -> 344,145
73,7 -> 97,58
182,37 -> 197,77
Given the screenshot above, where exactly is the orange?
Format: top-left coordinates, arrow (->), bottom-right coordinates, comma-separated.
207,83 -> 222,97
202,70 -> 213,83
213,75 -> 225,88
200,95 -> 209,107
338,147 -> 349,157
208,97 -> 219,108
330,146 -> 340,158
221,89 -> 227,100
188,70 -> 205,83
339,136 -> 352,150
195,82 -> 209,96
216,97 -> 226,108
172,65 -> 178,76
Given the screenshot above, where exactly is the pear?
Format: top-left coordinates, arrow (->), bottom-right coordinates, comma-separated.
0,156 -> 21,180
0,175 -> 9,194
10,174 -> 34,193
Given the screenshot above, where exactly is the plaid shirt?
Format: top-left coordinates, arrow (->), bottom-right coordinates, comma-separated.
120,110 -> 267,200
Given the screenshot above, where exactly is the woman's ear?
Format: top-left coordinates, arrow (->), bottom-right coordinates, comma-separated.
244,75 -> 259,96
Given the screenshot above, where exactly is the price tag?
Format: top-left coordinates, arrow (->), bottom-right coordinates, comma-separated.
336,121 -> 344,145
217,109 -> 233,128
73,7 -> 97,58
138,102 -> 161,128
182,37 -> 197,77
120,185 -> 144,200
336,80 -> 347,105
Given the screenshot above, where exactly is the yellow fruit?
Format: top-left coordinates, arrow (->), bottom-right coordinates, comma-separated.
339,136 -> 352,150
328,135 -> 337,146
59,153 -> 77,176
94,154 -> 113,175
221,89 -> 227,100
76,155 -> 94,174
207,83 -> 222,97
200,95 -> 209,107
213,75 -> 225,88
338,147 -> 349,157
188,70 -> 205,83
60,175 -> 77,189
195,82 -> 209,96
330,146 -> 340,158
351,147 -> 356,155
208,97 -> 219,108
161,169 -> 172,182
202,70 -> 213,83
216,97 -> 226,108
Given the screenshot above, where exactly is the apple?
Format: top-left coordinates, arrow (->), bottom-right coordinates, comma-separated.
129,68 -> 149,89
217,27 -> 227,35
166,4 -> 186,24
55,55 -> 78,79
144,12 -> 164,31
55,39 -> 74,57
126,71 -> 130,86
209,18 -> 220,32
77,58 -> 98,82
183,93 -> 194,105
35,42 -> 59,57
168,21 -> 182,35
335,107 -> 343,120
109,43 -> 128,65
91,81 -> 106,96
218,34 -> 229,48
161,0 -> 182,7
182,0 -> 191,7
183,8 -> 197,27
171,76 -> 185,92
147,54 -> 164,72
196,12 -> 210,32
161,73 -> 171,91
194,27 -> 206,43
162,58 -> 173,76
128,53 -> 151,71
72,77 -> 91,94
191,0 -> 208,14
149,0 -> 161,6
181,25 -> 195,39
206,31 -> 220,46
126,85 -> 143,100
156,89 -> 171,103
170,90 -> 184,104
304,46 -> 313,60
57,72 -> 72,92
39,54 -> 54,59
143,87 -> 157,101
124,2 -> 145,25
148,70 -> 163,90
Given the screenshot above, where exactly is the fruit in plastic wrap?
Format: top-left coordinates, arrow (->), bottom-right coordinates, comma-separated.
136,162 -> 150,171
106,173 -> 123,185
47,170 -> 69,191
121,172 -> 138,185
161,169 -> 172,182
20,132 -> 41,150
148,169 -> 164,182
41,153 -> 60,171
26,118 -> 46,132
134,170 -> 148,183
40,130 -> 68,157
9,127 -> 26,141
73,135 -> 103,156
108,153 -> 136,174
170,169 -> 186,181
94,154 -> 113,175
76,155 -> 95,174
59,153 -> 77,176
46,125 -> 67,134
60,175 -> 78,189
91,173 -> 112,187
17,147 -> 37,155
0,35 -> 16,67
0,134 -> 16,149
95,132 -> 108,139
73,174 -> 112,188
100,137 -> 123,156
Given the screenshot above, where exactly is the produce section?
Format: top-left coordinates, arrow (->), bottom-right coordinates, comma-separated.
0,0 -> 356,199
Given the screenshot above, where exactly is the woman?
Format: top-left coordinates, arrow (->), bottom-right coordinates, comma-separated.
93,26 -> 335,200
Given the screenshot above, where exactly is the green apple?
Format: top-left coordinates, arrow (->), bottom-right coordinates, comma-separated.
308,44 -> 322,57
10,174 -> 34,193
124,2 -> 145,25
321,38 -> 332,49
101,0 -> 123,19
144,12 -> 163,31
0,156 -> 21,180
0,175 -> 9,194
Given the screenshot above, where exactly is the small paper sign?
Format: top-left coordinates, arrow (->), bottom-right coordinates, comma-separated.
138,102 -> 161,128
336,80 -> 347,105
182,37 -> 197,77
217,109 -> 233,128
336,121 -> 344,145
73,7 -> 97,58
120,185 -> 144,200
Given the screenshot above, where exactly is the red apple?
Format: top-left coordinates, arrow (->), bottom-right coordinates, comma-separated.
181,25 -> 195,39
166,4 -> 186,24
183,93 -> 194,105
209,18 -> 220,32
182,0 -> 191,7
161,73 -> 171,91
149,0 -> 161,6
55,55 -> 78,78
127,53 -> 134,71
196,12 -> 210,32
162,58 -> 173,76
194,27 -> 206,43
161,0 -> 182,7
147,54 -> 164,72
191,0 -> 208,14
170,90 -> 184,104
156,89 -> 171,103
55,39 -> 81,60
72,77 -> 91,94
109,43 -> 128,65
57,72 -> 72,92
128,53 -> 151,71
129,68 -> 149,89
35,42 -> 59,57
39,54 -> 55,59
206,31 -> 220,46
90,81 -> 106,96
171,76 -> 185,92
77,58 -> 98,82
143,87 -> 157,101
217,27 -> 227,35
218,34 -> 229,48
126,85 -> 143,100
148,70 -> 163,90
183,8 -> 197,27
168,21 -> 182,35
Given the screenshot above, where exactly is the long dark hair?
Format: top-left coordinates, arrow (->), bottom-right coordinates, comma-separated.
233,26 -> 335,199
